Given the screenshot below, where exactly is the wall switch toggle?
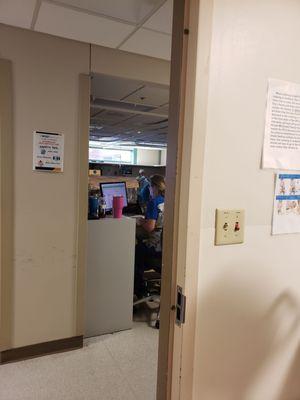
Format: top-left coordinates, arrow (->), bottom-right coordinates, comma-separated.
215,209 -> 245,245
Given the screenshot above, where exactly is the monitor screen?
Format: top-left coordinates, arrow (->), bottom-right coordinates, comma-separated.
100,182 -> 128,211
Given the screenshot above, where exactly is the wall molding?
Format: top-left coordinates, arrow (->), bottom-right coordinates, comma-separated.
0,335 -> 83,364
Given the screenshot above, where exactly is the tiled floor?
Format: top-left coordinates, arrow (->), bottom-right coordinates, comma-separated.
0,318 -> 159,400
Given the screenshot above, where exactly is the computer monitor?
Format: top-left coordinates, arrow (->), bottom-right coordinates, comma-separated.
100,182 -> 128,211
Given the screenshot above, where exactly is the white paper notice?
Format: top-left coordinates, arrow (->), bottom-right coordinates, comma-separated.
33,131 -> 64,172
263,79 -> 300,170
272,173 -> 300,235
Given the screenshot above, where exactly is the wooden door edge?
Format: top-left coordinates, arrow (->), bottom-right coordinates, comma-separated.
156,0 -> 190,399
176,0 -> 215,399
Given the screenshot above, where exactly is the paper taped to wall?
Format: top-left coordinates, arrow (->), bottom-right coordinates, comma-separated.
33,131 -> 64,172
272,173 -> 300,235
263,79 -> 300,170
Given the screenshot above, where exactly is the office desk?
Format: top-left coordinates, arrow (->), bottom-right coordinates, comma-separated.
85,217 -> 136,337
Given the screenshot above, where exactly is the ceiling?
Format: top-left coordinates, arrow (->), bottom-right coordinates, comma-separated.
90,73 -> 169,147
0,0 -> 173,60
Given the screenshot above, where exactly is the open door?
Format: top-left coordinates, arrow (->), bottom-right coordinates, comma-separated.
158,0 -> 212,399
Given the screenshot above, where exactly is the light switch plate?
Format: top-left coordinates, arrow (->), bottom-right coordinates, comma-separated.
215,209 -> 245,246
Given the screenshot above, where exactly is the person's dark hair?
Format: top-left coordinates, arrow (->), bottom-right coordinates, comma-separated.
150,175 -> 166,196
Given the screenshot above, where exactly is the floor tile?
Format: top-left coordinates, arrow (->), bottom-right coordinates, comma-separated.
0,321 -> 157,400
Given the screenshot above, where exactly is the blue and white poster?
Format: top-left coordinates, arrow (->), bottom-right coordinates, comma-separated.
273,174 -> 300,234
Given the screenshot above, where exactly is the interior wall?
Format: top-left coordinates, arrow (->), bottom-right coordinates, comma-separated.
0,24 -> 90,347
160,149 -> 167,166
0,23 -> 171,349
91,44 -> 170,85
136,148 -> 160,166
193,1 -> 300,399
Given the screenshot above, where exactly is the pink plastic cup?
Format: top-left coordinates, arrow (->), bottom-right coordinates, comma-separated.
112,196 -> 124,219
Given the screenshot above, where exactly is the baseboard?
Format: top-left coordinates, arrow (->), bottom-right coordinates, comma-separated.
0,335 -> 83,364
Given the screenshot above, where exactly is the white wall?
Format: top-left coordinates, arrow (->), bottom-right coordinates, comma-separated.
193,1 -> 300,399
160,149 -> 167,166
137,148 -> 160,166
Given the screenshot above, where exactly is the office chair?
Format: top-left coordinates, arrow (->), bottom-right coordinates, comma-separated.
133,232 -> 163,329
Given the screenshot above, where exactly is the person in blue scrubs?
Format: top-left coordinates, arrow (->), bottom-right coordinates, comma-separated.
134,175 -> 165,298
137,169 -> 151,213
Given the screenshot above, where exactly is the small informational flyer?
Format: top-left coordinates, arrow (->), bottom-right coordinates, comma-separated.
272,173 -> 300,234
33,131 -> 64,172
263,79 -> 300,170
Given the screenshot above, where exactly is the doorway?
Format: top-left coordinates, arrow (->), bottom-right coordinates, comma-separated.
75,1 -> 196,399
83,72 -> 169,399
0,0 -> 199,399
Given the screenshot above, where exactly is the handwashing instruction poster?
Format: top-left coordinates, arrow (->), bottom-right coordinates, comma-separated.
263,79 -> 300,170
33,131 -> 64,172
273,174 -> 300,234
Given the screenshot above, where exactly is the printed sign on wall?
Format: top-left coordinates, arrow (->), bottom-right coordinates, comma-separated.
272,173 -> 300,234
263,79 -> 300,170
33,131 -> 64,172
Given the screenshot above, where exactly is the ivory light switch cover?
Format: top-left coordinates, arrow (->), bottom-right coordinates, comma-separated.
215,209 -> 245,245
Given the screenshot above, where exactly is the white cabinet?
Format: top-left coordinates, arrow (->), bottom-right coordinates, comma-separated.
85,217 -> 136,337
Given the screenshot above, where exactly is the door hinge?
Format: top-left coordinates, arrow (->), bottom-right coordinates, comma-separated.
175,286 -> 186,326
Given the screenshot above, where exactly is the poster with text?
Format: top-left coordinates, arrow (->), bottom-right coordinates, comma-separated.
263,79 -> 300,170
33,131 -> 64,172
272,174 -> 300,235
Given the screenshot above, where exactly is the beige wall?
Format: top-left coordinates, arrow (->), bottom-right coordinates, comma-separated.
160,149 -> 167,166
193,1 -> 300,399
0,23 -> 170,349
0,24 -> 90,347
137,148 -> 160,166
91,44 -> 170,85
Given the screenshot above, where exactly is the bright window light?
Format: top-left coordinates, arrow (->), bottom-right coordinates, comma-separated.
89,146 -> 134,164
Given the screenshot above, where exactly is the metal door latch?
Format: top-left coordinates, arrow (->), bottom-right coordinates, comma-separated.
175,286 -> 186,326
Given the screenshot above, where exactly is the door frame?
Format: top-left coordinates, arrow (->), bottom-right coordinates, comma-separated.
156,0 -> 191,398
76,1 -> 206,399
158,0 -> 212,398
75,74 -> 90,336
0,59 -> 14,352
0,1 -> 205,394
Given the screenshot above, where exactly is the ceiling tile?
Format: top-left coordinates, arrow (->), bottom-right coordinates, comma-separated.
120,28 -> 171,61
54,0 -> 163,24
124,85 -> 169,107
90,74 -> 169,146
0,0 -> 36,29
91,74 -> 143,101
143,0 -> 173,34
35,2 -> 135,48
